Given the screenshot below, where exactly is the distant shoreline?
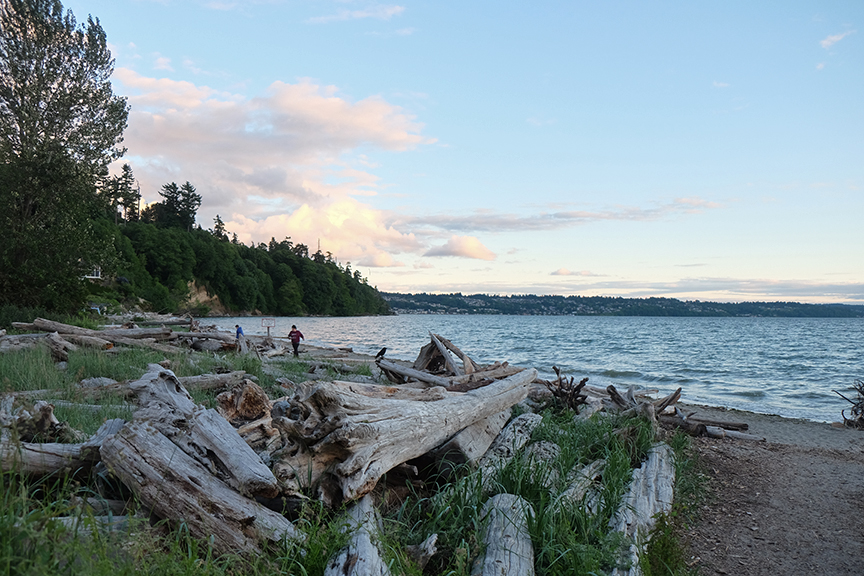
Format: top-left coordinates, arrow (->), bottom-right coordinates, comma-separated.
382,292 -> 864,318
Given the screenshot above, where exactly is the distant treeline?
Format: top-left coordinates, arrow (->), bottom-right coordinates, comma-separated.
98,223 -> 392,316
382,292 -> 864,318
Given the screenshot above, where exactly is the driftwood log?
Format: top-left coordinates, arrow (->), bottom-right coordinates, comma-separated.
100,422 -> 301,556
324,494 -> 390,576
128,366 -> 279,498
1,418 -> 124,475
609,443 -> 675,576
269,369 -> 537,505
472,493 -> 535,576
430,409 -> 510,470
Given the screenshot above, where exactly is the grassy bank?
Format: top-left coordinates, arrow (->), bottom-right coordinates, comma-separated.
1,345 -> 705,575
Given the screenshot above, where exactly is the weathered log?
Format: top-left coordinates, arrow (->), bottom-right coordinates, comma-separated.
653,387 -> 682,413
100,422 -> 301,556
686,416 -> 748,431
270,368 -> 537,504
412,342 -> 440,371
324,494 -> 391,576
11,322 -> 37,331
1,418 -> 124,475
405,534 -> 439,571
704,426 -> 765,441
45,332 -> 76,362
129,367 -> 279,498
450,364 -> 524,386
62,334 -> 114,349
430,409 -> 510,470
376,358 -> 452,387
177,371 -> 250,391
31,319 -> 182,354
476,412 -> 544,492
175,331 -> 236,342
609,443 -> 675,576
658,409 -> 707,436
471,493 -> 535,576
429,333 -> 462,376
556,459 -> 605,514
432,334 -> 480,374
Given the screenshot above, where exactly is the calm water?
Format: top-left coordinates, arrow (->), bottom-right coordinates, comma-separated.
212,315 -> 864,423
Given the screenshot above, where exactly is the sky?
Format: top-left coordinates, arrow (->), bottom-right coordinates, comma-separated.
64,0 -> 864,303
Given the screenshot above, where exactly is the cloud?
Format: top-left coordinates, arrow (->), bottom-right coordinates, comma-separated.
424,236 -> 496,260
551,269 -> 600,277
308,4 -> 405,24
816,62 -> 825,70
111,69 -> 432,266
712,81 -> 730,88
153,56 -> 173,71
820,30 -> 855,48
398,197 -> 723,233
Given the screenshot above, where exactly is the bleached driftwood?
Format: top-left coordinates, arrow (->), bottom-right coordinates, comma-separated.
431,409 -> 510,469
270,368 -> 537,504
62,334 -> 114,349
449,365 -> 524,387
31,318 -> 182,354
100,422 -> 301,557
477,413 -> 544,489
522,441 -> 561,489
555,459 -> 605,514
704,426 -> 765,442
128,366 -> 279,498
324,494 -> 390,576
609,443 -> 676,576
376,358 -> 451,387
471,493 -> 535,576
32,318 -> 172,340
433,334 -> 480,374
1,419 -> 124,475
406,534 -> 439,571
429,333 -> 462,376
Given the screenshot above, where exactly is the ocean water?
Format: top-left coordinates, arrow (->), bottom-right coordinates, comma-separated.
212,315 -> 864,424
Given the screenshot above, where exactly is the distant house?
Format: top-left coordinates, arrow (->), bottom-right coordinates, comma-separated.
84,266 -> 102,280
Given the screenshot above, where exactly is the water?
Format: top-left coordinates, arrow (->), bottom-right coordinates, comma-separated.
211,315 -> 864,423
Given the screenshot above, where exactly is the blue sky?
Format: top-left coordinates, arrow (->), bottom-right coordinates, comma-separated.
66,1 -> 863,303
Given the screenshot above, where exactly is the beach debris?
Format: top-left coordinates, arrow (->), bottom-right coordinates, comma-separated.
472,493 -> 535,576
536,366 -> 589,412
834,379 -> 864,429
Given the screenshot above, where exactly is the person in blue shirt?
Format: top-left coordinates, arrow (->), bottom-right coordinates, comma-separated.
235,325 -> 244,340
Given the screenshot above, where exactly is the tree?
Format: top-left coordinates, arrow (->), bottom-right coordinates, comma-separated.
0,0 -> 129,310
154,181 -> 201,230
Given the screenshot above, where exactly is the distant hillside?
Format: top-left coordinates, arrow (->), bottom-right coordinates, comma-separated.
381,293 -> 864,318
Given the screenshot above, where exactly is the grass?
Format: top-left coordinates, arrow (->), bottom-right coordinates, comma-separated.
0,342 -> 709,575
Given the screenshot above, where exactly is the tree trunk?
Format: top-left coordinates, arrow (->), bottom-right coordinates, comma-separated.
376,358 -> 452,387
431,409 -> 510,469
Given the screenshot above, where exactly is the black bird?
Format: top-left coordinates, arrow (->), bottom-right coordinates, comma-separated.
375,347 -> 387,359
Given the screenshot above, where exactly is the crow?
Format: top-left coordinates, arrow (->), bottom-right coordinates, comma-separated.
375,347 -> 387,359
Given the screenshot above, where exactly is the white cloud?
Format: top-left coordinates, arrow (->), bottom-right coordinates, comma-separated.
712,81 -> 730,88
424,236 -> 496,260
308,4 -> 405,24
153,56 -> 173,71
816,62 -> 825,70
551,269 -> 600,277
111,70 -> 432,266
820,30 -> 855,49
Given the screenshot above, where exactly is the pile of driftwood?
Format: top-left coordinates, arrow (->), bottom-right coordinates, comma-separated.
1,330 -> 763,575
2,317 -> 244,358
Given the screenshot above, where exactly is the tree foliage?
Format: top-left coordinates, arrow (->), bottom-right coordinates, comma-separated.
0,0 -> 128,310
104,223 -> 391,316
